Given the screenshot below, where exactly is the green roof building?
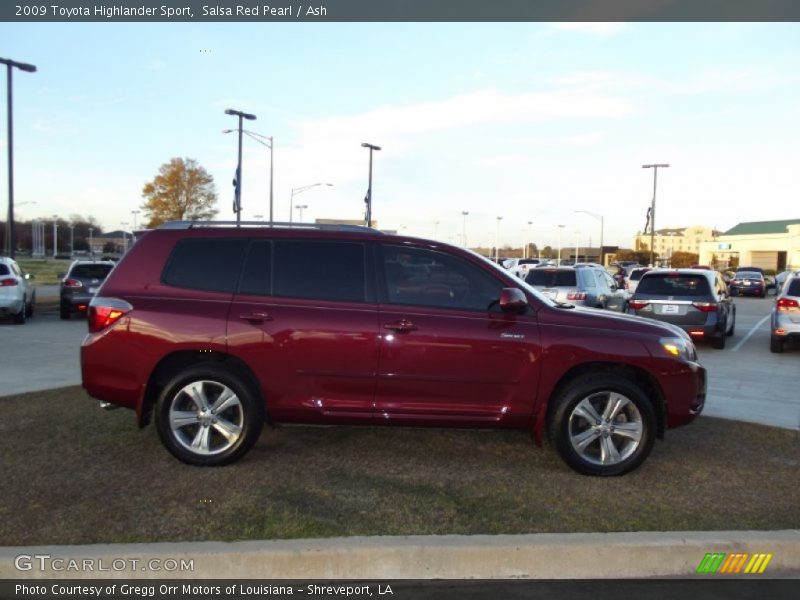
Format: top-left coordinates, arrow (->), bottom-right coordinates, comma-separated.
699,219 -> 800,271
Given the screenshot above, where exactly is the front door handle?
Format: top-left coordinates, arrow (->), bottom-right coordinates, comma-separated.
240,311 -> 273,323
383,319 -> 418,333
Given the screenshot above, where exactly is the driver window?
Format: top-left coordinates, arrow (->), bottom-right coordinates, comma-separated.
380,245 -> 504,312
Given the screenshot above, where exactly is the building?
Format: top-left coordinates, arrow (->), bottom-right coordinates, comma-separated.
633,225 -> 720,260
698,219 -> 800,271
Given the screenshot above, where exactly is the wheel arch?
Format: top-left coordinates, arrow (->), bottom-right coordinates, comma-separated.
539,361 -> 666,443
139,350 -> 265,428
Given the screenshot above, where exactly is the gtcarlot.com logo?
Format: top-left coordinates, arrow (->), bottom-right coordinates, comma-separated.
697,552 -> 773,575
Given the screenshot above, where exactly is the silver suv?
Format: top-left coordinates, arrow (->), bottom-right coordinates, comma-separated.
770,274 -> 800,353
524,266 -> 628,311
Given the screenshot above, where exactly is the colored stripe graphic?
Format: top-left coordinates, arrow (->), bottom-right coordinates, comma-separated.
696,553 -> 773,575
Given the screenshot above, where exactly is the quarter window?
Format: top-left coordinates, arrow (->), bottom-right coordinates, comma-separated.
162,239 -> 247,293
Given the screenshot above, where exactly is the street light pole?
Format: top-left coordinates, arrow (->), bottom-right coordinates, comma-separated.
557,224 -> 565,265
88,227 -> 94,257
495,216 -> 503,261
2,57 -> 37,258
225,108 -> 257,226
223,129 -> 273,222
361,142 -> 381,228
527,220 -> 533,259
69,225 -> 74,256
289,183 -> 333,223
642,163 -> 670,267
461,211 -> 469,248
295,204 -> 308,222
575,210 -> 604,265
52,215 -> 58,258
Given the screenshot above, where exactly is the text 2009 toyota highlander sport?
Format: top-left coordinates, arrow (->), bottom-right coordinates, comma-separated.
82,222 -> 706,476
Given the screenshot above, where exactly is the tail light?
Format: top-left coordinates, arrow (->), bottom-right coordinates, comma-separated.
567,291 -> 587,300
629,299 -> 649,310
0,278 -> 18,287
63,278 -> 83,288
88,297 -> 132,333
692,302 -> 718,312
777,298 -> 799,310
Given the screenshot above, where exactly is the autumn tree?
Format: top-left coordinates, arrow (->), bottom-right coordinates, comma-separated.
141,157 -> 218,228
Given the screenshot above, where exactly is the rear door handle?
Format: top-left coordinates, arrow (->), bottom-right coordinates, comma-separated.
240,311 -> 273,323
383,319 -> 418,333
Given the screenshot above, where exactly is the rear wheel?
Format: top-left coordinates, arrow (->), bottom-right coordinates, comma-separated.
12,301 -> 26,324
155,364 -> 264,466
710,330 -> 726,349
726,309 -> 736,337
770,336 -> 784,353
549,374 -> 656,476
59,303 -> 71,320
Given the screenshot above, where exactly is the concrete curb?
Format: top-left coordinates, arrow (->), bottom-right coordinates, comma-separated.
3,531 -> 799,579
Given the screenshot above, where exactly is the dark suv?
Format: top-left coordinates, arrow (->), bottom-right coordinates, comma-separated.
81,222 -> 706,476
60,260 -> 116,319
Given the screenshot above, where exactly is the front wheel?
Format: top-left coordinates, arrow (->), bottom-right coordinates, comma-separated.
155,365 -> 264,466
770,336 -> 784,354
549,374 -> 656,476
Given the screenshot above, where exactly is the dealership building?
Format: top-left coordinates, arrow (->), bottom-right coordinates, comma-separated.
698,219 -> 800,271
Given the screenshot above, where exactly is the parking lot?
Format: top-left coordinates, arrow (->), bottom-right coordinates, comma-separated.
0,292 -> 797,430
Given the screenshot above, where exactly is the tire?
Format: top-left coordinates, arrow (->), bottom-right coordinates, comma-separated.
60,303 -> 71,320
155,364 -> 264,466
12,300 -> 26,324
770,336 -> 784,354
710,328 -> 726,349
726,309 -> 736,337
548,374 -> 656,476
26,293 -> 35,318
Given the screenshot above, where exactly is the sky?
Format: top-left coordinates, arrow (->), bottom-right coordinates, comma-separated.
2,21 -> 799,249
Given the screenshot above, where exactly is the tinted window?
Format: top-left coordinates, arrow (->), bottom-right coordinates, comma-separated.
0,264 -> 9,276
636,274 -> 712,297
239,241 -> 272,296
630,269 -> 649,281
70,264 -> 114,279
525,270 -> 577,287
737,271 -> 762,279
163,239 -> 247,293
381,245 -> 503,311
787,279 -> 800,296
274,241 -> 365,303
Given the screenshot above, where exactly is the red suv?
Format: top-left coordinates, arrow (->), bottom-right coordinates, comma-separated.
81,222 -> 706,476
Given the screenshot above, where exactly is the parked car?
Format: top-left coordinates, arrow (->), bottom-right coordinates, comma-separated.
510,258 -> 542,279
627,267 -> 652,294
82,222 -> 706,476
770,274 -> 800,353
524,266 -> 628,312
59,260 -> 116,319
729,270 -> 767,298
628,269 -> 735,349
0,256 -> 35,324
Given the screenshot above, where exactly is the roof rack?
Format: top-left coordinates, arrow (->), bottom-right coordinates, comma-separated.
158,221 -> 382,234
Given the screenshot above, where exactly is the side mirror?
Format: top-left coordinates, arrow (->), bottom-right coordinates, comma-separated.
499,288 -> 528,315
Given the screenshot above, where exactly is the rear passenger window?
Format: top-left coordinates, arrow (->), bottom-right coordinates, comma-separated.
163,239 -> 247,293
239,241 -> 272,296
273,241 -> 366,303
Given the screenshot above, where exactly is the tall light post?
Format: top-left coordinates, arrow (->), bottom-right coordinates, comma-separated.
557,224 -> 565,265
294,204 -> 308,222
120,222 -> 129,254
225,108 -> 257,226
526,220 -> 533,258
575,210 -> 604,265
495,216 -> 503,261
289,183 -> 333,223
361,142 -> 381,228
434,220 -> 440,239
574,230 -> 581,264
2,57 -> 37,258
69,224 -> 75,256
52,215 -> 58,258
461,211 -> 469,247
223,128 -> 273,222
642,163 -> 669,267
131,209 -> 140,230
88,227 -> 94,258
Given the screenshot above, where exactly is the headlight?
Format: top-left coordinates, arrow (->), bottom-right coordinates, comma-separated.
660,336 -> 697,362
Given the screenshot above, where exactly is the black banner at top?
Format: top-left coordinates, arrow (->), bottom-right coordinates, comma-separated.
3,0 -> 800,23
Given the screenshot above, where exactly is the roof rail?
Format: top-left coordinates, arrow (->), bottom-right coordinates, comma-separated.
158,221 -> 382,234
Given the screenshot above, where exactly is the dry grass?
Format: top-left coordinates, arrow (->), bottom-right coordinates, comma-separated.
1,387 -> 798,546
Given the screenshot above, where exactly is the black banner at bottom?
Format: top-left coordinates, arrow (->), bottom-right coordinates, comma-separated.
1,579 -> 798,600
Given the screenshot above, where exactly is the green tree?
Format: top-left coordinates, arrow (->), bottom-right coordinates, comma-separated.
141,157 -> 218,228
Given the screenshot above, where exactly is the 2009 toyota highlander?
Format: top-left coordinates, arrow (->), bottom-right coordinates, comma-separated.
82,221 -> 706,476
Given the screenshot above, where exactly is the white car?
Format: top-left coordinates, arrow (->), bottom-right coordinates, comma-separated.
505,258 -> 542,278
0,256 -> 35,324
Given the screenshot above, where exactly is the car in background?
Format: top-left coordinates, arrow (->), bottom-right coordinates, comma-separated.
59,260 -> 116,319
729,270 -> 767,297
774,270 -> 797,291
770,274 -> 800,353
627,267 -> 652,294
628,269 -> 735,349
509,258 -> 542,279
0,256 -> 35,324
524,266 -> 628,312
